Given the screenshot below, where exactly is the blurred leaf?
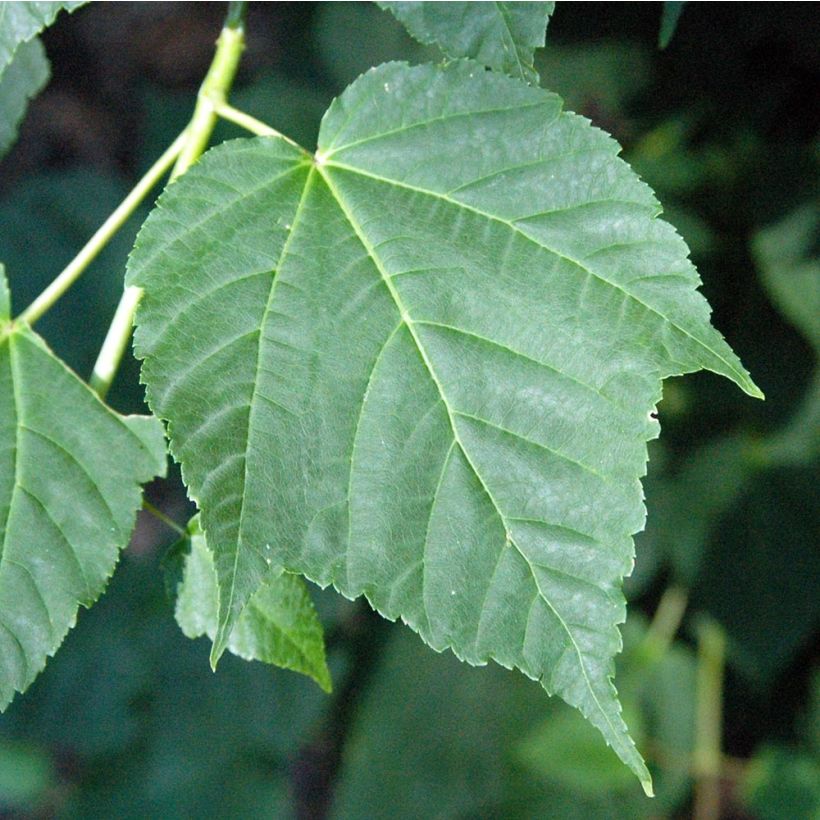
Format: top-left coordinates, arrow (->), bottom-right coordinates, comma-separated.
639,648 -> 697,807
0,739 -> 55,811
517,701 -> 643,796
629,120 -> 714,198
743,745 -> 820,820
0,37 -> 49,159
694,466 -> 820,685
757,372 -> 820,467
174,516 -> 331,692
753,204 -> 819,352
642,432 -> 752,585
659,2 -> 686,49
378,1 -> 554,84
752,205 -> 819,467
333,616 -> 697,819
518,616 -> 697,814
331,624 -> 547,819
0,552 -> 329,817
0,264 -> 167,710
809,668 -> 820,754
0,1 -> 85,76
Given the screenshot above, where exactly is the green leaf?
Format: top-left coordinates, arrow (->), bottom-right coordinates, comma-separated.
378,1 -> 554,83
743,745 -> 820,820
128,61 -> 760,790
753,204 -> 820,352
0,552 -> 328,817
0,265 -> 166,710
0,38 -> 49,160
0,2 -> 86,159
0,739 -> 55,811
173,517 -> 331,692
516,615 -> 698,813
644,433 -> 752,585
694,465 -> 820,686
658,2 -> 686,49
0,2 -> 85,76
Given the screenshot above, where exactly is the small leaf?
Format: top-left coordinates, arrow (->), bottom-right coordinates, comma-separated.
0,38 -> 49,160
129,61 -> 760,789
0,265 -> 167,709
174,517 -> 331,692
378,1 -> 554,83
658,2 -> 686,49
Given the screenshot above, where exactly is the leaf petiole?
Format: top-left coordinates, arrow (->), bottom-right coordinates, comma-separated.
215,102 -> 306,153
90,18 -> 248,397
89,284 -> 142,397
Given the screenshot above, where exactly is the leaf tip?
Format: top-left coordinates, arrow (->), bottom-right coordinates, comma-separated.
737,374 -> 765,401
641,774 -> 655,798
314,664 -> 333,694
209,634 -> 228,671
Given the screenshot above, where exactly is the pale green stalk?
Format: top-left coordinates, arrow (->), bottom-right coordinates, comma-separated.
90,17 -> 246,397
88,284 -> 143,398
215,102 -> 278,136
641,585 -> 688,664
215,102 -> 307,154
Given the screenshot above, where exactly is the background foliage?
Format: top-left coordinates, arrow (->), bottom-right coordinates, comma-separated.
0,2 -> 816,817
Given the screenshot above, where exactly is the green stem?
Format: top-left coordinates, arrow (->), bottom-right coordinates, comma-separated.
16,130 -> 188,327
641,585 -> 688,663
89,18 -> 247,398
89,284 -> 142,398
215,102 -> 305,152
171,24 -> 245,179
693,618 -> 726,820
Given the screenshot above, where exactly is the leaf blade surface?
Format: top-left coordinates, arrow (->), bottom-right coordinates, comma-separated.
0,267 -> 167,709
128,61 -> 760,789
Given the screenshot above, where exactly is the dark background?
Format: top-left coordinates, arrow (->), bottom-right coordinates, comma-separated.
0,3 -> 817,817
